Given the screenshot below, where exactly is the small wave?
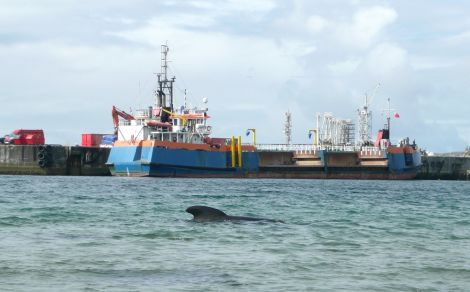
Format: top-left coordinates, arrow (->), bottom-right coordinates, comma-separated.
455,220 -> 470,226
74,195 -> 92,200
424,266 -> 470,275
129,231 -> 194,241
30,211 -> 88,223
0,266 -> 17,276
73,268 -> 165,277
0,216 -> 31,226
76,241 -> 108,247
321,241 -> 362,248
449,234 -> 470,240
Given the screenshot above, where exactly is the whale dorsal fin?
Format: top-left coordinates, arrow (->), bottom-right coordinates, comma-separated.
186,205 -> 284,223
186,206 -> 227,221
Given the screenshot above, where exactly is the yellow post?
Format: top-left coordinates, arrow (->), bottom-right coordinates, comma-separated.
247,128 -> 256,146
231,136 -> 236,168
238,135 -> 242,168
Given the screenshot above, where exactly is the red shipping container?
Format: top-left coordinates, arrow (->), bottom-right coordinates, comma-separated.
5,129 -> 45,145
81,134 -> 104,147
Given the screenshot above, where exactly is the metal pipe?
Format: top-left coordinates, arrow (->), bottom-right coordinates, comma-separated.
231,136 -> 236,168
238,135 -> 242,168
246,128 -> 256,146
308,129 -> 318,146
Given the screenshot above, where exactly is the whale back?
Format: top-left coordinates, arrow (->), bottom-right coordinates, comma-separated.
186,206 -> 228,222
186,205 -> 284,223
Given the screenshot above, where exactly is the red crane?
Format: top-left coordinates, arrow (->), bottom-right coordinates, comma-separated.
112,106 -> 135,134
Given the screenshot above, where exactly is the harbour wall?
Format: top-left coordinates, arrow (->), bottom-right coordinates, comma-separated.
418,155 -> 470,180
0,145 -> 110,176
1,145 -> 469,180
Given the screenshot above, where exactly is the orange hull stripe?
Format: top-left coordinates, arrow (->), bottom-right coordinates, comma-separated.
387,146 -> 417,154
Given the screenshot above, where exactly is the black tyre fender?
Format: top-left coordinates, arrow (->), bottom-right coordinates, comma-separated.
38,152 -> 47,160
38,159 -> 47,168
85,151 -> 95,163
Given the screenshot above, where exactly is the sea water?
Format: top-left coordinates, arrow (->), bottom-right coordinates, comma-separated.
0,176 -> 469,291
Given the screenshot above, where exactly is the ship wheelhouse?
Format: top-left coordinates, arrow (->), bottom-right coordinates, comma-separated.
115,104 -> 212,145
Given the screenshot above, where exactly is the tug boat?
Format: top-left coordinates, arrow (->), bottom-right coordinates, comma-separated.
106,45 -> 258,177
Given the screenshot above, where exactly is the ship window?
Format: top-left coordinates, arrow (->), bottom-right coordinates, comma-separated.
174,119 -> 178,126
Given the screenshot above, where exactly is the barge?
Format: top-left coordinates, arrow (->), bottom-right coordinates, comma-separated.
256,144 -> 421,180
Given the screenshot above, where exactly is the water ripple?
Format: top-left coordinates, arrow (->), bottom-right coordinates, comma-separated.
0,177 -> 469,291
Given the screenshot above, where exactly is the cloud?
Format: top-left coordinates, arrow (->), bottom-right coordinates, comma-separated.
0,2 -> 49,21
307,15 -> 328,33
444,29 -> 470,45
160,13 -> 217,29
363,43 -> 407,77
225,0 -> 277,13
457,127 -> 470,145
410,56 -> 456,70
165,0 -> 276,14
423,119 -> 470,149
109,16 -> 302,83
103,17 -> 137,25
279,40 -> 317,57
336,6 -> 397,48
327,58 -> 361,75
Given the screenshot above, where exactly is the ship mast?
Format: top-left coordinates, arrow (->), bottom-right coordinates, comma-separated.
386,97 -> 391,132
155,44 -> 176,118
357,94 -> 372,145
382,97 -> 395,137
357,83 -> 380,146
284,111 -> 292,145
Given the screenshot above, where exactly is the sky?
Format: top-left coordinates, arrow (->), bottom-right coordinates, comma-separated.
0,0 -> 469,152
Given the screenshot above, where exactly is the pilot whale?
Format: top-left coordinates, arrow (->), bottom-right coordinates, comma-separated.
186,206 -> 283,223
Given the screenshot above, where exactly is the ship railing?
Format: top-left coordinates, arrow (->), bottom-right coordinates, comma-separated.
360,146 -> 385,157
120,119 -> 147,126
134,109 -> 150,118
323,145 -> 360,152
254,144 -> 313,152
255,144 -> 365,152
251,144 -> 386,154
150,131 -> 191,143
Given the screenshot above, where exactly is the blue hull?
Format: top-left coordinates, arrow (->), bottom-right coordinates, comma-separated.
388,151 -> 422,175
107,144 -> 421,179
107,145 -> 259,177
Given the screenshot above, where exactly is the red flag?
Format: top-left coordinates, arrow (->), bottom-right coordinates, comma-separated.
394,112 -> 400,118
